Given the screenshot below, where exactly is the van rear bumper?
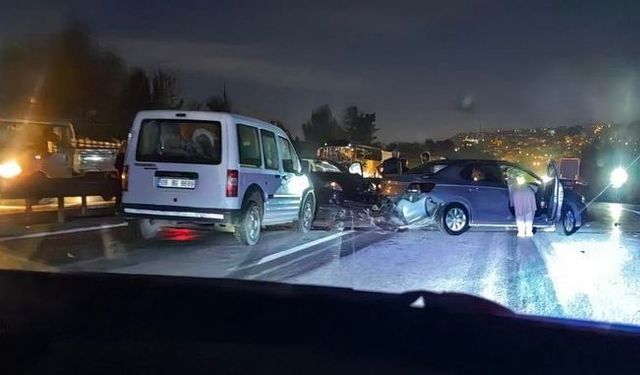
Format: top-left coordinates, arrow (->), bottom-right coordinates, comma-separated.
119,203 -> 241,224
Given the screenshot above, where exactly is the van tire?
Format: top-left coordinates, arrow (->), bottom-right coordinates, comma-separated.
235,192 -> 263,246
298,192 -> 315,233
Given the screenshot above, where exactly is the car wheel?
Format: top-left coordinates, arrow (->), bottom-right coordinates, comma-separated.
441,203 -> 469,235
298,193 -> 315,233
559,206 -> 578,235
235,194 -> 263,246
137,218 -> 164,240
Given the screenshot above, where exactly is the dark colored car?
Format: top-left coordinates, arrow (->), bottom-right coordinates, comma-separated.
301,158 -> 377,228
377,159 -> 586,235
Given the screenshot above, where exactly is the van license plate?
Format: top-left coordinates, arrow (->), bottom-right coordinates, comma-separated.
157,178 -> 196,189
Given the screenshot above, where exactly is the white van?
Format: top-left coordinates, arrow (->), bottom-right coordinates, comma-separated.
120,111 -> 315,245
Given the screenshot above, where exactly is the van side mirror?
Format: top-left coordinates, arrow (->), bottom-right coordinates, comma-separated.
349,162 -> 363,176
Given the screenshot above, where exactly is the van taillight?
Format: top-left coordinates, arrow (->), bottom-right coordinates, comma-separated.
122,165 -> 129,191
226,169 -> 239,197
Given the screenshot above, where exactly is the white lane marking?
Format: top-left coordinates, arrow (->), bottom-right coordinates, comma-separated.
254,230 -> 355,266
246,230 -> 370,278
0,222 -> 129,242
621,206 -> 640,216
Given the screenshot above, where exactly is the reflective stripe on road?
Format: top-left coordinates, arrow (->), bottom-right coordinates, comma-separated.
0,222 -> 128,242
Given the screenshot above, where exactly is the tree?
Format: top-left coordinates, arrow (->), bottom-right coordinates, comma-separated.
302,105 -> 345,149
270,120 -> 292,139
0,23 -> 127,137
342,106 -> 378,144
206,85 -> 232,112
151,69 -> 182,109
116,68 -> 151,137
185,100 -> 206,110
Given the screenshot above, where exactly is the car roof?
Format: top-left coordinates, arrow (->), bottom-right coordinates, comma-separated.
423,158 -> 541,180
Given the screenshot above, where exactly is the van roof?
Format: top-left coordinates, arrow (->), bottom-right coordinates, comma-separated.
134,110 -> 285,136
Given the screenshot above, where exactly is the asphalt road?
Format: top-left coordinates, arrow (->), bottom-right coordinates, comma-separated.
0,201 -> 639,326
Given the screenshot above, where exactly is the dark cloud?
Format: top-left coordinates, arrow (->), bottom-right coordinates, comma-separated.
2,0 -> 640,140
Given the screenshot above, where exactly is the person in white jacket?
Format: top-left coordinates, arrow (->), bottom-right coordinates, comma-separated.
508,172 -> 537,237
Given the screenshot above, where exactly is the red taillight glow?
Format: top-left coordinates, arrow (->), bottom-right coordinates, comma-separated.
163,228 -> 197,241
226,169 -> 239,197
122,165 -> 129,191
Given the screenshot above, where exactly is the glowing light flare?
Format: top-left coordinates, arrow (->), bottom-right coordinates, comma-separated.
0,160 -> 22,179
288,175 -> 311,195
609,203 -> 623,223
610,167 -> 628,189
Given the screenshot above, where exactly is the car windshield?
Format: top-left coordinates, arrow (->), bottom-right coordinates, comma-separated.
2,1 -> 640,334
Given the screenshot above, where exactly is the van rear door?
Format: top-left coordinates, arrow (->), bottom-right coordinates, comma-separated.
124,115 -> 228,210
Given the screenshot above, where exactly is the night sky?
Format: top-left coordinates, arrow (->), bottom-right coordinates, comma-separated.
1,0 -> 640,141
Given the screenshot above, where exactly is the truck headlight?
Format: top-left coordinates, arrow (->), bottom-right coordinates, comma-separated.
0,160 -> 22,179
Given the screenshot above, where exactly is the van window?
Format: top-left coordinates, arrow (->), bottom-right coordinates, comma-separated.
137,119 -> 221,164
260,130 -> 278,170
278,136 -> 300,173
237,124 -> 261,167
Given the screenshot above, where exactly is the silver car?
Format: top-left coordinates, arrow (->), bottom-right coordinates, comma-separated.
376,159 -> 585,235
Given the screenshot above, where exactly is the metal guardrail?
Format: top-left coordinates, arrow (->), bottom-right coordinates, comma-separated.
1,172 -> 120,223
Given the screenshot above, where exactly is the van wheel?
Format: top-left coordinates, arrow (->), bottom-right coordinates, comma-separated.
235,193 -> 263,246
137,218 -> 164,240
298,193 -> 315,233
439,203 -> 469,235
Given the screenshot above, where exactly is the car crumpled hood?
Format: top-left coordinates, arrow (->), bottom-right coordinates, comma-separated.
311,172 -> 367,192
380,174 -> 436,196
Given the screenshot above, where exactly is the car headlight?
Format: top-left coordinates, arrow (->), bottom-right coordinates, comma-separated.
610,167 -> 628,189
324,181 -> 343,191
0,160 -> 22,179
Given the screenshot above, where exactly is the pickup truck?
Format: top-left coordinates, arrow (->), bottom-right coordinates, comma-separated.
0,119 -> 121,201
